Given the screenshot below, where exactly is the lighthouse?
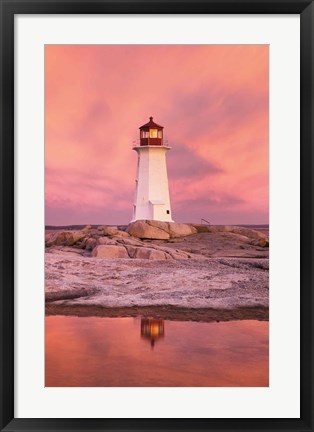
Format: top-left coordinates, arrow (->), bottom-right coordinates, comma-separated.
131,117 -> 173,222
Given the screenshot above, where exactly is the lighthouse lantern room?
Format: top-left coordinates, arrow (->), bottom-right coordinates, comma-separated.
131,117 -> 173,222
139,116 -> 164,146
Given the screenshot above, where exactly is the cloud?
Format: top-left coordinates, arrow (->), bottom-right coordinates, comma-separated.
167,143 -> 222,180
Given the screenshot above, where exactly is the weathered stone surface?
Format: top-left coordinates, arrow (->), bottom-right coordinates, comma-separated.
191,225 -> 268,240
112,230 -> 130,238
204,225 -> 225,234
251,238 -> 269,248
223,226 -> 266,239
127,221 -> 170,240
258,238 -> 269,247
191,224 -> 211,233
149,245 -> 188,259
124,245 -> 138,258
45,246 -> 86,257
45,231 -> 67,246
123,244 -> 194,260
117,237 -> 144,246
103,226 -> 119,236
162,231 -> 268,259
85,237 -> 97,251
223,232 -> 252,243
91,245 -> 129,258
45,225 -> 268,260
71,231 -> 87,244
97,237 -> 117,246
45,253 -> 269,310
126,220 -> 197,240
45,231 -> 86,247
146,220 -> 169,231
134,247 -> 167,260
167,250 -> 189,260
83,225 -> 92,231
168,223 -> 197,238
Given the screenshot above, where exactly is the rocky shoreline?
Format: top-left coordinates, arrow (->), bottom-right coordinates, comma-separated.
45,304 -> 268,322
45,222 -> 269,322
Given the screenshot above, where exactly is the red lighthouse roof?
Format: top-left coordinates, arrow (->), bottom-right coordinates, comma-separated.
139,116 -> 163,130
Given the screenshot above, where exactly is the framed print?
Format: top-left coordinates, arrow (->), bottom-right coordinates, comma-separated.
0,1 -> 313,431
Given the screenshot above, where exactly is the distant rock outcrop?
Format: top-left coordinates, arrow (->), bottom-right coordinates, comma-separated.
45,230 -> 86,247
192,224 -> 267,240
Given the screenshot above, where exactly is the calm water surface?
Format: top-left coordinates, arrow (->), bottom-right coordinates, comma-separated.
45,316 -> 268,387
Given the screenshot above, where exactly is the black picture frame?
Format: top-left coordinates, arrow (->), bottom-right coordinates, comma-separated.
0,0 -> 313,431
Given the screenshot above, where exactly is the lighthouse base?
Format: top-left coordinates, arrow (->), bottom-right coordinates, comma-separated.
131,200 -> 174,223
130,217 -> 175,223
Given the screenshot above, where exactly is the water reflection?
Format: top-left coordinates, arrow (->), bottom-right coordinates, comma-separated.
141,318 -> 165,348
45,316 -> 269,387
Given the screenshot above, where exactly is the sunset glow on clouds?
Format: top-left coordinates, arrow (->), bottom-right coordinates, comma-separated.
45,45 -> 268,225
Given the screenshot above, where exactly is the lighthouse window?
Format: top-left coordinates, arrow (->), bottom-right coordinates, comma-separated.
158,130 -> 163,138
166,210 -> 170,214
149,129 -> 158,138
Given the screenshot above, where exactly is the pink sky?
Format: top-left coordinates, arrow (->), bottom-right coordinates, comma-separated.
45,45 -> 268,226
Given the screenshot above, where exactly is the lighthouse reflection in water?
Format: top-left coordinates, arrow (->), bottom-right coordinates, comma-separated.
46,316 -> 269,386
141,318 -> 165,349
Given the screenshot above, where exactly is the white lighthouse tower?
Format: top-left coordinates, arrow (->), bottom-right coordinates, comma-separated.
131,117 -> 174,222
